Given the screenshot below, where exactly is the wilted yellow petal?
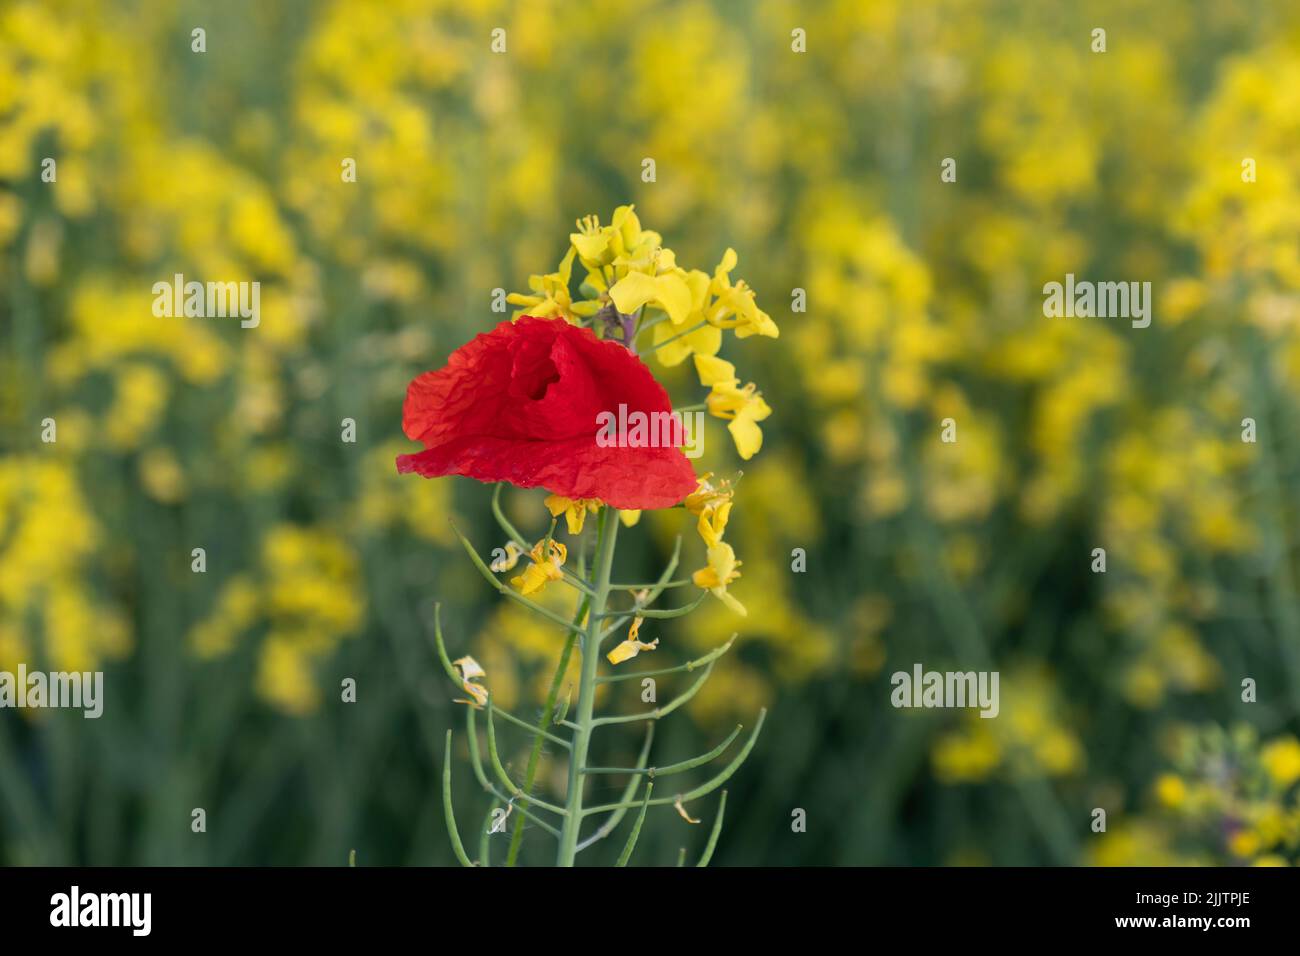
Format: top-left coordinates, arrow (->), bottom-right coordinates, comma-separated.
489,541 -> 524,572
684,473 -> 735,515
692,542 -> 747,616
452,656 -> 489,707
606,618 -> 658,664
674,796 -> 701,824
713,587 -> 748,616
453,656 -> 485,680
511,538 -> 567,595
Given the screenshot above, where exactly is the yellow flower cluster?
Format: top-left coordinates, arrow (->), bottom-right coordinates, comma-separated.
931,666 -> 1084,784
1094,724 -> 1300,866
190,525 -> 364,714
509,205 -> 779,461
0,459 -> 129,674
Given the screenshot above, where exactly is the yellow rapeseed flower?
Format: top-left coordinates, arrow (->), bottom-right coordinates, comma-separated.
693,541 -> 746,616
510,538 -> 568,596
695,354 -> 771,460
507,246 -> 594,323
544,494 -> 602,535
684,471 -> 735,515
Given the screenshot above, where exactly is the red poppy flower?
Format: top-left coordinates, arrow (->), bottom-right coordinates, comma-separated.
397,316 -> 697,510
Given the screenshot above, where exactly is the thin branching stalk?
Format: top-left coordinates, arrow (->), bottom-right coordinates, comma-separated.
486,699 -> 570,816
595,592 -> 706,619
504,588 -> 587,866
431,603 -> 569,748
597,634 -> 736,683
583,725 -> 741,777
581,708 -> 766,815
442,731 -> 474,867
439,494 -> 762,866
575,725 -> 654,852
695,791 -> 727,867
615,782 -> 654,866
592,662 -> 716,726
465,709 -> 561,838
479,800 -> 500,866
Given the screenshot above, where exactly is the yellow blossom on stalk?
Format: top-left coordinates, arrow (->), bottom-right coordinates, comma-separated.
451,655 -> 489,707
609,260 -> 695,326
571,206 -> 659,274
606,617 -> 659,665
697,499 -> 732,548
684,471 -> 735,515
544,494 -> 602,534
572,207 -> 772,367
695,354 -> 772,460
693,541 -> 746,616
510,538 -> 568,595
648,267 -> 723,366
685,471 -> 746,615
506,247 -> 596,323
573,205 -> 681,314
706,248 -> 779,339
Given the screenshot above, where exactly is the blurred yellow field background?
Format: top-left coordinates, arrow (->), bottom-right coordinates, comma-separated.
3,0 -> 1300,865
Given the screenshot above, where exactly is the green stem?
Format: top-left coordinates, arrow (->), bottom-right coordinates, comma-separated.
574,725 -> 654,853
504,592 -> 587,866
556,508 -> 620,865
